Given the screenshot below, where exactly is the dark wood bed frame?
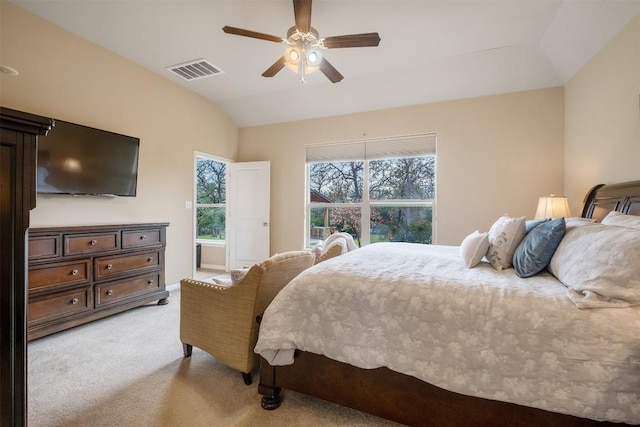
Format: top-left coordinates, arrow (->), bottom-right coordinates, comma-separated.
258,180 -> 640,427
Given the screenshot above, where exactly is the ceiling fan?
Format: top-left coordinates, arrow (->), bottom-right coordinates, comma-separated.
222,0 -> 381,83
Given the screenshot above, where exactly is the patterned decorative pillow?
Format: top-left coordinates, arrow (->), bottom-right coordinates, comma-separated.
486,215 -> 526,271
601,211 -> 640,229
513,218 -> 565,278
459,230 -> 489,268
548,222 -> 640,308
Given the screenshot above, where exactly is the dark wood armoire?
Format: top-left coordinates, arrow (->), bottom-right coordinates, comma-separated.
1,107 -> 54,426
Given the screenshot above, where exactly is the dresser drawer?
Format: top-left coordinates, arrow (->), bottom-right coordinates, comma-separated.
29,259 -> 91,291
64,232 -> 119,256
29,234 -> 61,260
28,287 -> 92,325
122,229 -> 162,249
95,273 -> 161,307
95,250 -> 160,280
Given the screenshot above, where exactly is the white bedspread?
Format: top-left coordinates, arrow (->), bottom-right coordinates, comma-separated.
255,242 -> 640,423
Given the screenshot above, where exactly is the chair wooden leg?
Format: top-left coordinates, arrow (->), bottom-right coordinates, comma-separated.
242,372 -> 252,385
182,343 -> 192,357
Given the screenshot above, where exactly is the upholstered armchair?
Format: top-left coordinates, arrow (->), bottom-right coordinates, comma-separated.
179,250 -> 315,385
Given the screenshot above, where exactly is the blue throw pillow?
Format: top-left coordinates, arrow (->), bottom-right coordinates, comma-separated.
525,218 -> 550,233
513,218 -> 566,278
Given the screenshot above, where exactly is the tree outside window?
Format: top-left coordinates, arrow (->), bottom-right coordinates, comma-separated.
369,157 -> 435,244
196,158 -> 226,241
308,153 -> 435,247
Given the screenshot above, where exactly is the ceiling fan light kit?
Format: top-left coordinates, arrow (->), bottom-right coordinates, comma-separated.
283,27 -> 323,83
222,0 -> 380,84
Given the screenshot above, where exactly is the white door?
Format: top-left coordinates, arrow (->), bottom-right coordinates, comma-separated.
227,161 -> 270,269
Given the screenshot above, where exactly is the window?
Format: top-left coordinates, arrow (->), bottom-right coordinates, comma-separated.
196,156 -> 227,243
307,134 -> 436,247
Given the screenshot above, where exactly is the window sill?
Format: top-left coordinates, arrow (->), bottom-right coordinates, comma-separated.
196,240 -> 226,248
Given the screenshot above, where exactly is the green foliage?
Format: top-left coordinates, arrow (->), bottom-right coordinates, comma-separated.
197,207 -> 225,240
309,209 -> 325,227
390,223 -> 432,244
196,159 -> 226,240
371,207 -> 432,244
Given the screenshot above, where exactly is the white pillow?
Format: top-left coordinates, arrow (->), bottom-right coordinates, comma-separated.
459,231 -> 489,268
211,268 -> 249,287
323,232 -> 359,252
548,222 -> 640,308
311,242 -> 324,257
341,233 -> 359,251
486,215 -> 526,271
601,211 -> 640,229
210,276 -> 232,286
320,236 -> 348,257
564,217 -> 598,227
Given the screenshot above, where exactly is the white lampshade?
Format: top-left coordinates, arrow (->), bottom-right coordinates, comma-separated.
534,195 -> 571,219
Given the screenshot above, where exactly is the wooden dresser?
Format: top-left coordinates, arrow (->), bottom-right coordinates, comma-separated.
27,222 -> 170,340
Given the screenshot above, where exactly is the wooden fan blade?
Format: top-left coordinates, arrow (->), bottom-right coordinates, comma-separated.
222,26 -> 283,43
319,58 -> 343,83
323,33 -> 381,49
293,0 -> 312,33
262,56 -> 287,77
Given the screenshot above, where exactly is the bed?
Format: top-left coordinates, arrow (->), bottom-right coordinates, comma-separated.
255,180 -> 640,426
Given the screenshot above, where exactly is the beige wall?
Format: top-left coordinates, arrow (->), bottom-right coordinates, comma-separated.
0,3 -> 238,285
239,87 -> 565,252
199,245 -> 225,269
564,13 -> 640,212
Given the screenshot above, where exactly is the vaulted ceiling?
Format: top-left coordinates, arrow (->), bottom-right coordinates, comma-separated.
11,0 -> 640,127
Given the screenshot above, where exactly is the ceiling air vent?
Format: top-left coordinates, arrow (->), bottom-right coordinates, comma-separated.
166,58 -> 223,81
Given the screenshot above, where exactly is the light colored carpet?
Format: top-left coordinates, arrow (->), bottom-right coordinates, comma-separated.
28,288 -> 403,427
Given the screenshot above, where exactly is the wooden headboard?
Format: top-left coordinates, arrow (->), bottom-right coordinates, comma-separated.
581,180 -> 640,220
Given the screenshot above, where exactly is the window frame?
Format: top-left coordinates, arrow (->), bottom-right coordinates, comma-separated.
305,135 -> 436,248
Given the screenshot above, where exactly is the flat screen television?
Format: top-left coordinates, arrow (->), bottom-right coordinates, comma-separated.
37,119 -> 140,196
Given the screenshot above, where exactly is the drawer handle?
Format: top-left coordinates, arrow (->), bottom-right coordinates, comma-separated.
71,269 -> 79,276
106,264 -> 113,270
147,257 -> 154,262
90,240 -> 97,245
107,290 -> 113,296
71,298 -> 79,305
147,280 -> 154,286
140,235 -> 146,240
